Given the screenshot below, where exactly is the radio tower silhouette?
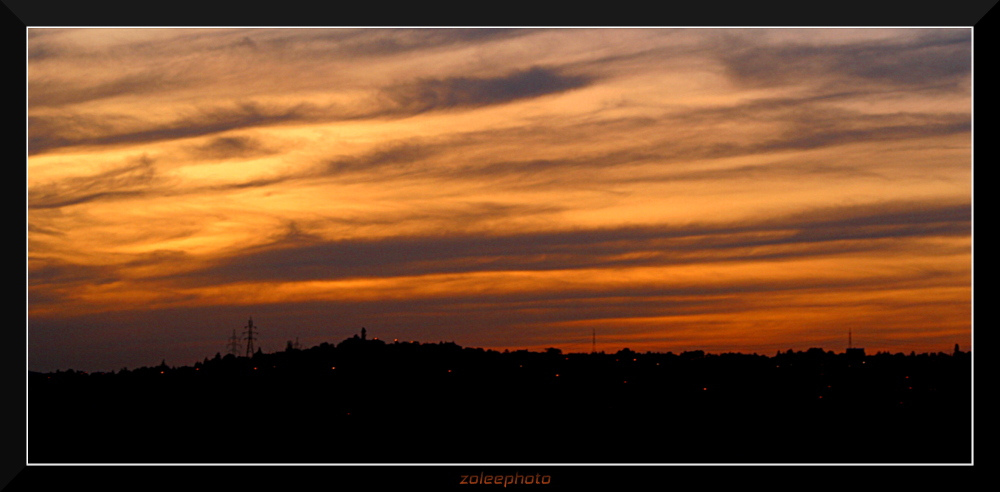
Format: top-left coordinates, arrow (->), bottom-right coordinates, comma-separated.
244,316 -> 259,357
227,329 -> 242,357
592,329 -> 596,354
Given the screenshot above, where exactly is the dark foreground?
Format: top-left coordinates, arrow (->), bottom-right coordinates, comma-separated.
29,339 -> 971,463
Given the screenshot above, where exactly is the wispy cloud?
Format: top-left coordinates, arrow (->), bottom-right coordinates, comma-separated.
28,102 -> 317,155
379,66 -> 595,115
155,200 -> 968,286
716,29 -> 971,91
29,155 -> 159,209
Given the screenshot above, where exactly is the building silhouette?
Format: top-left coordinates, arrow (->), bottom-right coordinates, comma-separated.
846,327 -> 865,359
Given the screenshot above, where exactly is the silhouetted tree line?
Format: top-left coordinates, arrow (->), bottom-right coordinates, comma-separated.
29,335 -> 970,464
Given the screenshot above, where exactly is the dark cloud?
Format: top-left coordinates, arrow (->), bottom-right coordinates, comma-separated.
649,106 -> 968,167
30,250 -> 191,296
664,109 -> 970,164
26,93 -> 970,212
28,223 -> 65,236
209,176 -> 296,191
842,31 -> 970,85
28,43 -> 58,61
163,201 -> 968,287
27,288 -> 71,308
28,28 -> 68,39
29,259 -> 118,287
718,30 -> 971,90
234,36 -> 257,50
380,67 -> 595,115
783,201 -> 971,230
325,142 -> 443,175
28,155 -> 158,209
215,101 -> 968,195
334,108 -> 967,187
29,28 -> 252,62
643,161 -> 890,184
751,120 -> 970,154
28,28 -> 533,103
28,67 -> 593,155
187,135 -> 275,161
29,102 -> 315,155
261,28 -> 535,58
27,29 -> 75,60
308,201 -> 567,231
29,71 -> 195,108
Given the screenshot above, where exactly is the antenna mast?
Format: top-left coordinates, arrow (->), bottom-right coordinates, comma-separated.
244,316 -> 259,357
227,329 -> 241,357
592,329 -> 596,354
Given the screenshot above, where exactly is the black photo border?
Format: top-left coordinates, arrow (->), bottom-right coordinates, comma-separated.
7,1 -> 988,489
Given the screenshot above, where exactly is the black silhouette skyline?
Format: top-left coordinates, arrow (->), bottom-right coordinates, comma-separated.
30,327 -> 971,464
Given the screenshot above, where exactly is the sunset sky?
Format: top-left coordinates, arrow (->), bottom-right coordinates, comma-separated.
27,28 -> 972,372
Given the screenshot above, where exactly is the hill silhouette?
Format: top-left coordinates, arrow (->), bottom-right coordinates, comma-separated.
29,335 -> 971,463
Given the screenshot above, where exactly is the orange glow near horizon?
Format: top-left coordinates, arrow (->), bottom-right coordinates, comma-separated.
28,28 -> 971,372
